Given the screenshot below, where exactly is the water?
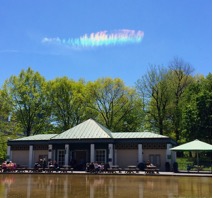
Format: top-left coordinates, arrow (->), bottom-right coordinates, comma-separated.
0,174 -> 211,198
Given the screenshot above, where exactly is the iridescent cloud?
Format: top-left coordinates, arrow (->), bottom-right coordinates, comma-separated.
42,29 -> 144,48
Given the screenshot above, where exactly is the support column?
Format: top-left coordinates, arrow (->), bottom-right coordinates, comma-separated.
48,144 -> 53,162
108,144 -> 113,166
29,145 -> 33,168
138,144 -> 143,163
114,149 -> 118,165
166,143 -> 172,164
64,144 -> 69,166
90,144 -> 95,162
6,146 -> 11,161
172,150 -> 176,164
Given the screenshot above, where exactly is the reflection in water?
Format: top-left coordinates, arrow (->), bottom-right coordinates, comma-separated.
0,174 -> 211,198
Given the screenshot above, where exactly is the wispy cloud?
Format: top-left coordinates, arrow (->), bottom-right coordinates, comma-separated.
42,29 -> 144,49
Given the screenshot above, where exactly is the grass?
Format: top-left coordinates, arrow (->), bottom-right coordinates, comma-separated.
176,157 -> 212,171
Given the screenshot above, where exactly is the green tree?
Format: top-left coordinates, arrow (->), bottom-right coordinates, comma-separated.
86,78 -> 144,132
0,90 -> 11,161
46,77 -> 90,131
1,68 -> 51,136
136,65 -> 171,135
0,89 -> 24,161
182,74 -> 212,143
168,57 -> 194,141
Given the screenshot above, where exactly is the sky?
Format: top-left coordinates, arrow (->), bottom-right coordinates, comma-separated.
0,0 -> 212,87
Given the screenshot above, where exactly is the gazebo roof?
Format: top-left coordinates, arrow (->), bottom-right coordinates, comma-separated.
170,139 -> 212,151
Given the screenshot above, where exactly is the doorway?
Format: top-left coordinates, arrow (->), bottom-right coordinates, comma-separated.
149,154 -> 161,168
73,150 -> 87,170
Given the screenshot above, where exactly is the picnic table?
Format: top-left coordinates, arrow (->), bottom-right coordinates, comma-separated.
107,165 -> 122,173
60,165 -> 73,173
2,162 -> 17,172
144,165 -> 159,174
124,165 -> 139,174
187,165 -> 203,173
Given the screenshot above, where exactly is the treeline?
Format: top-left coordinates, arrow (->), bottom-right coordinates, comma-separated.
0,58 -> 211,153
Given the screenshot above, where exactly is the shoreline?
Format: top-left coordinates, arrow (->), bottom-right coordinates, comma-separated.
0,170 -> 211,177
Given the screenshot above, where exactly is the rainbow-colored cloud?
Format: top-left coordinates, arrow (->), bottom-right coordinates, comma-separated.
42,29 -> 144,48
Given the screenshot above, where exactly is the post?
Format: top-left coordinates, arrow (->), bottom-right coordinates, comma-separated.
64,144 -> 69,166
29,145 -> 33,168
114,149 -> 118,165
108,144 -> 113,166
138,144 -> 143,163
90,144 -> 95,162
48,144 -> 53,162
6,146 -> 11,161
166,144 -> 172,171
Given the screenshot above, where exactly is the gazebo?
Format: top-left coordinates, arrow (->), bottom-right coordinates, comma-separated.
170,139 -> 212,170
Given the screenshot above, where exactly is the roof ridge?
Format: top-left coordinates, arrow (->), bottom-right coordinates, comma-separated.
91,119 -> 113,138
51,118 -> 113,139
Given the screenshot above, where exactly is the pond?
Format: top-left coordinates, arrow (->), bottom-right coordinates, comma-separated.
0,174 -> 211,198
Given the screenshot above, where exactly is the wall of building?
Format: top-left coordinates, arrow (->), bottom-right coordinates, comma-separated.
143,149 -> 166,171
116,148 -> 167,170
9,142 -> 170,171
34,150 -> 48,164
12,150 -> 29,167
116,149 -> 138,168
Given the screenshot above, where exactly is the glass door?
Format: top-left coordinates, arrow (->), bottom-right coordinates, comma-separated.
58,150 -> 65,167
149,154 -> 161,167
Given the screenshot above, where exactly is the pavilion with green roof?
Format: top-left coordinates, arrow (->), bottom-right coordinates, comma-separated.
7,119 -> 177,171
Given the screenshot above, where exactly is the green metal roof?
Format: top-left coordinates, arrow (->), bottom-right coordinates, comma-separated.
51,119 -> 113,140
111,132 -> 168,139
11,134 -> 57,141
9,119 -> 172,142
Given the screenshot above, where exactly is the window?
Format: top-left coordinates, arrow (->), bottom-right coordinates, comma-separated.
58,150 -> 65,166
96,150 -> 106,163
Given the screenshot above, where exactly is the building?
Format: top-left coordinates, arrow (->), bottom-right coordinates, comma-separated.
7,119 -> 177,171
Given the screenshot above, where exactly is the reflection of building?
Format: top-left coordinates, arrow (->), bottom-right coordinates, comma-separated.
1,174 -> 209,197
7,119 -> 176,170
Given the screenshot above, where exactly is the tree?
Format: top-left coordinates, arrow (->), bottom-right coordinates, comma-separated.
1,68 -> 51,136
182,73 -> 212,143
136,65 -> 171,135
0,90 -> 11,161
168,57 -> 194,141
46,77 -> 90,131
86,78 -> 143,131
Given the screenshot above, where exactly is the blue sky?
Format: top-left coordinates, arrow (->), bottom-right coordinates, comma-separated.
0,0 -> 212,87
